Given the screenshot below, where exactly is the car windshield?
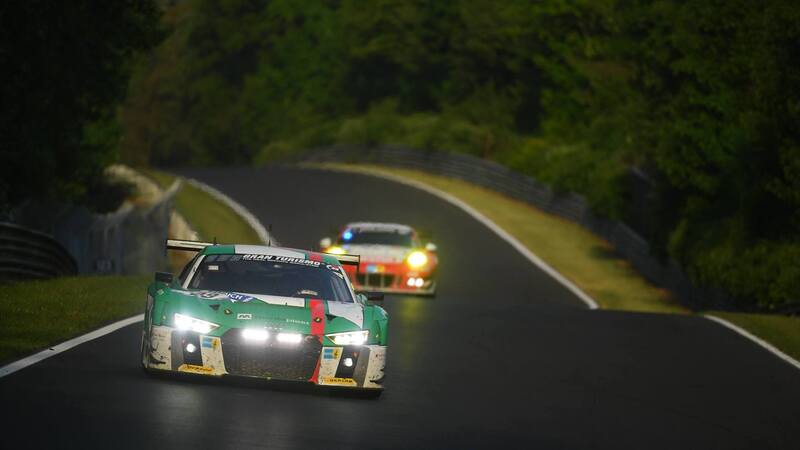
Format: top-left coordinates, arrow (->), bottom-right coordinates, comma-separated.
342,230 -> 413,247
188,254 -> 353,303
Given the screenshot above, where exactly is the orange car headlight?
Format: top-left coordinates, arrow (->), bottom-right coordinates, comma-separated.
406,251 -> 428,268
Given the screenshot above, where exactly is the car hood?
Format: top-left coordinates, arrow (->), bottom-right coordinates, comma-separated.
341,244 -> 410,263
165,288 -> 365,330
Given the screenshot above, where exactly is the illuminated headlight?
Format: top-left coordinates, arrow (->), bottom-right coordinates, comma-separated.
174,313 -> 219,334
242,328 -> 269,341
276,332 -> 302,344
325,330 -> 369,346
326,246 -> 346,255
406,251 -> 428,268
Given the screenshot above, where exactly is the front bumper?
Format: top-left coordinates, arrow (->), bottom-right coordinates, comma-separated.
346,264 -> 436,295
143,325 -> 386,389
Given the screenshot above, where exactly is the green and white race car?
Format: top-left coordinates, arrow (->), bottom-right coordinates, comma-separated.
141,239 -> 387,394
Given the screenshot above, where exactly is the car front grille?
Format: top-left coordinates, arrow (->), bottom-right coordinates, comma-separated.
356,273 -> 396,288
220,329 -> 321,381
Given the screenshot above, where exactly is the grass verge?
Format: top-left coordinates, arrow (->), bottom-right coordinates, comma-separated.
141,168 -> 262,244
0,276 -> 148,364
313,163 -> 800,364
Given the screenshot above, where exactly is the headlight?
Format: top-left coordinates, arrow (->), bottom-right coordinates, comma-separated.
276,332 -> 302,344
326,246 -> 346,255
242,328 -> 269,341
325,330 -> 369,345
174,313 -> 220,334
406,250 -> 428,268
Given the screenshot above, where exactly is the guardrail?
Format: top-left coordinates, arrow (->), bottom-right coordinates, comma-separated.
0,222 -> 78,280
301,145 -> 732,310
4,179 -> 180,278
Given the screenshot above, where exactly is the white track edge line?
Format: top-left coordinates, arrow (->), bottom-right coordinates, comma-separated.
320,166 -> 599,310
704,315 -> 800,371
183,177 -> 276,246
0,314 -> 144,379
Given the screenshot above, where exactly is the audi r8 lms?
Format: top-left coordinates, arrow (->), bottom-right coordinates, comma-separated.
320,222 -> 438,295
140,239 -> 388,394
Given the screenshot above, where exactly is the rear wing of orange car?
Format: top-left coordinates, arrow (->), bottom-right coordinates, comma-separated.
166,239 -> 214,252
330,253 -> 360,267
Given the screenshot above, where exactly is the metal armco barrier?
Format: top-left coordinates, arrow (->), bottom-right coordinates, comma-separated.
301,145 -> 731,310
3,180 -> 179,278
0,222 -> 78,280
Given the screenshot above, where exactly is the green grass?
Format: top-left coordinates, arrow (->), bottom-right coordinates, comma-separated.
709,312 -> 800,362
141,168 -> 262,244
317,163 -> 686,314
0,276 -> 148,364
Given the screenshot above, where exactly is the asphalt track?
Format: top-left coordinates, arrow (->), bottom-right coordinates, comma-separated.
2,166 -> 799,449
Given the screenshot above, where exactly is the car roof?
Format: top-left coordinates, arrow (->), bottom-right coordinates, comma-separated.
345,222 -> 414,233
200,244 -> 341,265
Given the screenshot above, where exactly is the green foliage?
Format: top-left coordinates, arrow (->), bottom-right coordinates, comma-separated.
0,0 -> 161,208
122,0 -> 800,310
122,0 -> 546,165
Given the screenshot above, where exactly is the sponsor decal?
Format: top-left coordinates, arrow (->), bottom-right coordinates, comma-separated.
320,376 -> 357,386
322,348 -> 341,360
208,265 -> 219,271
237,313 -> 252,320
324,264 -> 342,273
228,293 -> 255,302
286,318 -> 310,325
366,264 -> 385,274
178,364 -> 213,374
242,254 -> 320,267
201,336 -> 215,348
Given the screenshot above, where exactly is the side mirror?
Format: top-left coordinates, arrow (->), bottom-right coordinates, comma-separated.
155,271 -> 173,284
425,242 -> 437,252
319,237 -> 332,249
357,291 -> 384,302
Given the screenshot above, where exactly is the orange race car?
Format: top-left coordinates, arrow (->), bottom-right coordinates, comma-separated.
320,222 -> 438,296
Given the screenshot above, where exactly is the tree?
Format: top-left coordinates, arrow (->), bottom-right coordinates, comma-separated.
0,0 -> 161,208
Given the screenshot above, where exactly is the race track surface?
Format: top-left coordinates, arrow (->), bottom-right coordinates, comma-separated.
2,166 -> 799,449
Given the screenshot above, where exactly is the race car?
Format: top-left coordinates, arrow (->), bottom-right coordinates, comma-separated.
140,239 -> 387,395
319,222 -> 438,295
